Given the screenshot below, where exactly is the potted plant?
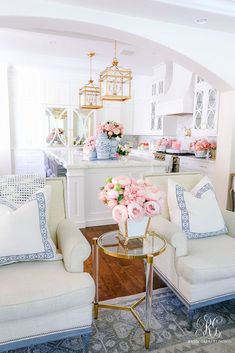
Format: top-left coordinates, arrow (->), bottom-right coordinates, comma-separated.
99,176 -> 164,243
83,136 -> 97,160
193,139 -> 210,158
116,144 -> 131,160
96,121 -> 124,159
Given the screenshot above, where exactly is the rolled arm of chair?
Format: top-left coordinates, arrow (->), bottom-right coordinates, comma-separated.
149,215 -> 188,257
57,219 -> 91,273
221,209 -> 235,237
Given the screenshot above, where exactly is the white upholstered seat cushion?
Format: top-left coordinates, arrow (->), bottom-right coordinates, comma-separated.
0,260 -> 95,322
177,235 -> 235,284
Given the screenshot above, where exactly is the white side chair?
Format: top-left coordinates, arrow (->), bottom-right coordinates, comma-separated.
144,172 -> 235,327
0,177 -> 95,352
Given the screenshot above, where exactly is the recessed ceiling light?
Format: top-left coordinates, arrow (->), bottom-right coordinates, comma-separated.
195,18 -> 208,25
120,49 -> 135,56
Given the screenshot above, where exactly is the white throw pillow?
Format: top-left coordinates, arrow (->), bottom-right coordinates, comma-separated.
168,176 -> 228,239
0,185 -> 61,266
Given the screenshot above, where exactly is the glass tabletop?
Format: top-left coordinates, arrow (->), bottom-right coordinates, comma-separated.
97,230 -> 167,260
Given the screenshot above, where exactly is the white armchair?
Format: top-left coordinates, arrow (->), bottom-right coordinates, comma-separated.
0,177 -> 95,352
145,172 -> 235,327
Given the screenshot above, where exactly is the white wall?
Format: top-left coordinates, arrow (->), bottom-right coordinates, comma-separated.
0,62 -> 12,174
215,90 -> 235,208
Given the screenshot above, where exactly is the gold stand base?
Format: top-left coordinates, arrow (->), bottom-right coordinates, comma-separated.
94,303 -> 99,319
145,331 -> 150,349
93,295 -> 151,349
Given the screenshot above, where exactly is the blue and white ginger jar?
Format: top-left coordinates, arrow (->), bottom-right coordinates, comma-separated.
96,132 -> 111,160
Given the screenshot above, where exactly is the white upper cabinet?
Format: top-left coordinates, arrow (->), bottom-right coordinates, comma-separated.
193,76 -> 219,136
132,75 -> 152,135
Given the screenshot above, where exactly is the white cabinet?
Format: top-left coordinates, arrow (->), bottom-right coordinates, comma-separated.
193,76 -> 219,136
179,156 -> 216,184
150,64 -> 165,135
44,105 -> 96,147
150,115 -> 177,136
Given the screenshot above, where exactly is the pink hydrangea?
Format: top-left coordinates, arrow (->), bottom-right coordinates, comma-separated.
83,136 -> 96,152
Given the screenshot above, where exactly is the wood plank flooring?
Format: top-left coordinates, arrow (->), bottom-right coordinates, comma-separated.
81,225 -> 166,301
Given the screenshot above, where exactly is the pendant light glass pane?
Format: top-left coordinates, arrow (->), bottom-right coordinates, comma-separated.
99,42 -> 132,101
79,81 -> 103,109
79,52 -> 103,110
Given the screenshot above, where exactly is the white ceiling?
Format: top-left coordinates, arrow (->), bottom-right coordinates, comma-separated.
0,0 -> 235,75
49,0 -> 235,33
0,29 -> 163,74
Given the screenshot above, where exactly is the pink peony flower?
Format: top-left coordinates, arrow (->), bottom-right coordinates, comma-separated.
113,128 -> 120,135
99,190 -> 107,202
145,186 -> 164,202
112,176 -> 131,187
112,205 -> 128,222
104,182 -> 114,190
108,200 -> 118,209
106,189 -> 119,200
127,202 -> 144,221
144,201 -> 161,216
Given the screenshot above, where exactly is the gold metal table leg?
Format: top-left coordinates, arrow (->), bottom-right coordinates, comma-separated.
145,254 -> 154,349
145,330 -> 151,349
92,237 -> 99,319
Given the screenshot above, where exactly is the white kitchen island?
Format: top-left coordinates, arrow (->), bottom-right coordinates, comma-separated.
45,149 -> 166,227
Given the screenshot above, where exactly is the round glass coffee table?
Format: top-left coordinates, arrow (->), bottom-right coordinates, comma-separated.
92,230 -> 166,350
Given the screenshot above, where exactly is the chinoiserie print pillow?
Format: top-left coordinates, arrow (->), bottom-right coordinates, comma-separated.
168,176 -> 228,239
0,185 -> 61,266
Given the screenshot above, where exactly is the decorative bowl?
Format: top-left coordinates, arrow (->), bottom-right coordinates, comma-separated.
195,150 -> 207,158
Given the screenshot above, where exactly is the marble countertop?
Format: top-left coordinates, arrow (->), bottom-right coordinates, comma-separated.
44,148 -> 166,169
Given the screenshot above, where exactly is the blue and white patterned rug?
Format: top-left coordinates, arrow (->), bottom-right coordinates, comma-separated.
8,288 -> 235,353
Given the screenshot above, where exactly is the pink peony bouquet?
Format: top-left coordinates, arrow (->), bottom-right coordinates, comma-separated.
99,176 -> 164,223
83,136 -> 96,152
194,139 -> 210,151
96,121 -> 124,139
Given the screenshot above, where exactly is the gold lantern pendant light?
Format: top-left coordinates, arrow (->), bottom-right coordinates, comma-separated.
99,41 -> 132,101
79,52 -> 103,109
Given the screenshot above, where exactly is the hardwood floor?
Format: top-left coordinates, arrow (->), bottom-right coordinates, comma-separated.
81,225 -> 166,301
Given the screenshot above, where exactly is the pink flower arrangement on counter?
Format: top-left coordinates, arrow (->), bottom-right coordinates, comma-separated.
96,121 -> 124,139
193,139 -> 211,151
99,176 -> 164,223
83,136 -> 96,152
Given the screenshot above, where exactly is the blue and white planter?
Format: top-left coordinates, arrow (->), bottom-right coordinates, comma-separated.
109,138 -> 119,159
96,132 -> 111,160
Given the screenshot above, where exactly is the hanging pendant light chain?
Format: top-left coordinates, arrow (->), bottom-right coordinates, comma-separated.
90,54 -> 92,82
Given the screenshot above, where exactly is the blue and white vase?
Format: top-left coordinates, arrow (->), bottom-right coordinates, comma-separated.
96,132 -> 111,160
88,149 -> 97,161
110,138 -> 119,159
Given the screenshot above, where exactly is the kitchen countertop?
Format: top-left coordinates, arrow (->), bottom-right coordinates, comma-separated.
44,148 -> 166,169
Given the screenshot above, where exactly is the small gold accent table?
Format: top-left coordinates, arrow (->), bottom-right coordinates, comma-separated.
92,231 -> 167,350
